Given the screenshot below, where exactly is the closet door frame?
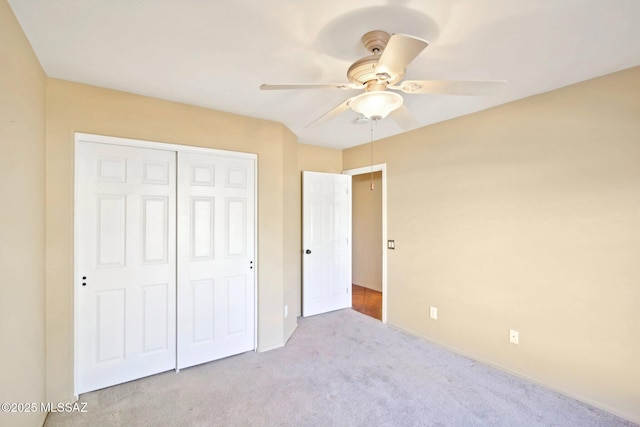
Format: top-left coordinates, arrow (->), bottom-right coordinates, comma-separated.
73,132 -> 258,395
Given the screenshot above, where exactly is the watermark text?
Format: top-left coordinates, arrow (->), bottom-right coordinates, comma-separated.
1,402 -> 88,413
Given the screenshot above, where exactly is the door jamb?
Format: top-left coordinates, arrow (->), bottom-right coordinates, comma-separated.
342,164 -> 387,323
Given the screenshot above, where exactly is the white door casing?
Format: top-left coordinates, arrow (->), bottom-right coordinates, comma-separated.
75,142 -> 177,394
302,171 -> 352,317
177,152 -> 256,369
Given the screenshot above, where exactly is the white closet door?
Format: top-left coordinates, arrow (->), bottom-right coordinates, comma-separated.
76,142 -> 176,394
177,152 -> 256,369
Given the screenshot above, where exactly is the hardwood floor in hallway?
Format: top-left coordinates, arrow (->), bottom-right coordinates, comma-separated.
352,284 -> 382,320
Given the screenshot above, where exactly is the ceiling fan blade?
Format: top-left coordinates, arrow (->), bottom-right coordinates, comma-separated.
392,80 -> 507,96
374,34 -> 429,79
390,105 -> 419,130
260,83 -> 361,91
305,98 -> 353,128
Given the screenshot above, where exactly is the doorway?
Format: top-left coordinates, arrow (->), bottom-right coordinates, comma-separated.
343,164 -> 387,323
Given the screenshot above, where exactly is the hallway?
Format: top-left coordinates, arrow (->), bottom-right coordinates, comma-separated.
351,284 -> 382,320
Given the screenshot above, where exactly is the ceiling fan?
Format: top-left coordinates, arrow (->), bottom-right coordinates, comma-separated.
260,30 -> 506,128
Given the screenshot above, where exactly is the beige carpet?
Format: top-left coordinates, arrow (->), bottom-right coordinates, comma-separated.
46,309 -> 635,426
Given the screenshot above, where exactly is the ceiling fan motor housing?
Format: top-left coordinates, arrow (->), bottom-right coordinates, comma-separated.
347,55 -> 404,86
347,30 -> 404,86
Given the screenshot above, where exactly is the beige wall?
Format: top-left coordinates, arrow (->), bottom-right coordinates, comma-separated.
343,66 -> 640,422
0,1 -> 47,426
282,128 -> 301,340
352,172 -> 382,291
45,79 -> 296,401
298,143 -> 343,174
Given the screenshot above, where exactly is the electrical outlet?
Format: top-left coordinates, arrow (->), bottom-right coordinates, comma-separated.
509,329 -> 519,344
284,305 -> 288,319
430,306 -> 438,320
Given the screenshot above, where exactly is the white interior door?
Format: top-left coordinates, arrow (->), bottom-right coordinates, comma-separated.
302,171 -> 352,317
76,141 -> 176,394
177,152 -> 256,369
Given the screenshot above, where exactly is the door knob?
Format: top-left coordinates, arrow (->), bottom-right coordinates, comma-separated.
305,249 -> 312,254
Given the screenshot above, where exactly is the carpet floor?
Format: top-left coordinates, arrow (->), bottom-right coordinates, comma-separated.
46,309 -> 635,426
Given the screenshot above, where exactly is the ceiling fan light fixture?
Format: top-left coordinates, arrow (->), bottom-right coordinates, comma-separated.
349,91 -> 403,120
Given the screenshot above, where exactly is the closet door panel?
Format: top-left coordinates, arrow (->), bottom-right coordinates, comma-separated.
177,152 -> 255,369
76,141 -> 177,394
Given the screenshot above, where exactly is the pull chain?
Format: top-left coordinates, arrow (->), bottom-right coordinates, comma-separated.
370,119 -> 375,191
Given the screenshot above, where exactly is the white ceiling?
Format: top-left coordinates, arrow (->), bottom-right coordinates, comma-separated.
8,0 -> 640,149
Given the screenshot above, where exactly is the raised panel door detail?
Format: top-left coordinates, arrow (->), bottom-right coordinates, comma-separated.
226,198 -> 246,257
226,168 -> 246,188
97,157 -> 126,182
308,257 -> 324,300
226,276 -> 246,335
96,289 -> 126,363
330,254 -> 343,296
96,195 -> 126,268
141,283 -> 169,353
142,197 -> 168,264
332,199 -> 342,241
191,165 -> 215,186
310,201 -> 323,245
191,197 -> 214,260
142,161 -> 169,185
192,279 -> 215,343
